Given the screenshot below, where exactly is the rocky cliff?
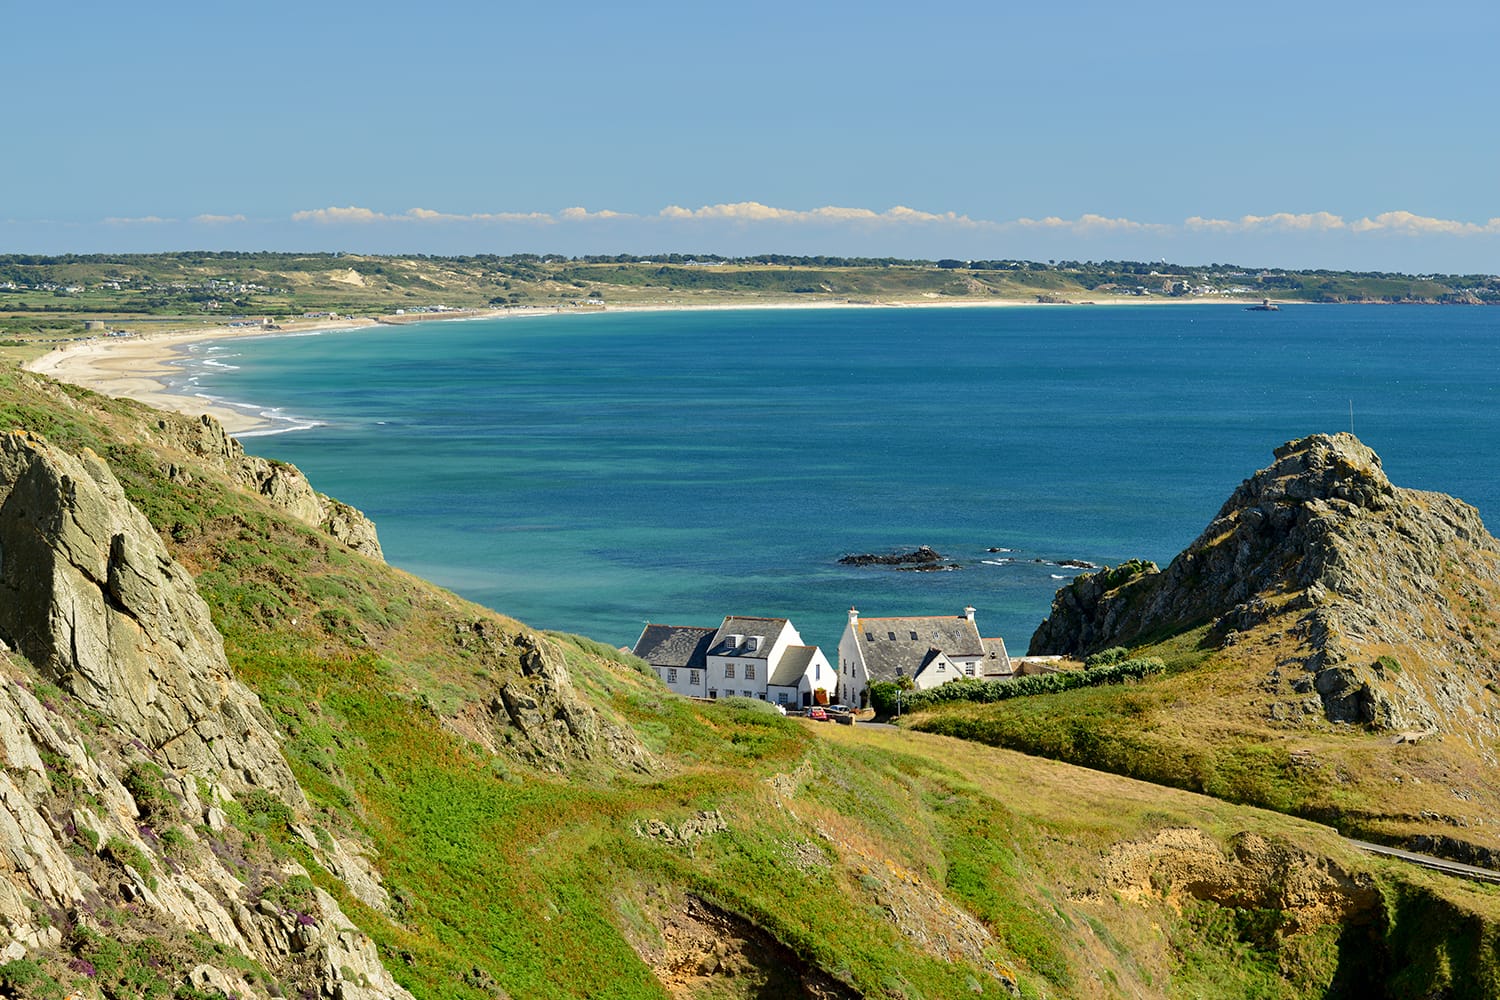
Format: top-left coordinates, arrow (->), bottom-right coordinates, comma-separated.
152,412 -> 384,561
0,429 -> 411,998
1030,434 -> 1500,736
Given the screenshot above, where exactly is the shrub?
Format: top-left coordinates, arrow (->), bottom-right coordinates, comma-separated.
717,696 -> 781,716
123,760 -> 175,822
903,658 -> 1167,711
1084,647 -> 1129,669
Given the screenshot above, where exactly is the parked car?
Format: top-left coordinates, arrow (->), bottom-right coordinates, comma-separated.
807,706 -> 829,721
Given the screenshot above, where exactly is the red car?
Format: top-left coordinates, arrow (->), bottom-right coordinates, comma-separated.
807,707 -> 829,721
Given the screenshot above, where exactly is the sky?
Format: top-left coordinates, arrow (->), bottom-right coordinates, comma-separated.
4,0 -> 1499,273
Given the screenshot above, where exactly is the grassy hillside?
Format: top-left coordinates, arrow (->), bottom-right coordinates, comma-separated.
6,368 -> 1500,998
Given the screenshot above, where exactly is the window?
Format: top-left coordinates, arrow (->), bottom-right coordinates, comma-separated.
936,663 -> 946,672
668,668 -> 678,683
777,692 -> 788,704
745,664 -> 755,680
709,689 -> 718,699
865,631 -> 873,642
965,664 -> 975,676
725,663 -> 736,679
896,667 -> 904,677
888,631 -> 896,641
909,630 -> 918,640
743,690 -> 753,698
690,670 -> 700,685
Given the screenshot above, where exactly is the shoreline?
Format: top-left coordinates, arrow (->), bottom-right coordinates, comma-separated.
23,295 -> 1275,436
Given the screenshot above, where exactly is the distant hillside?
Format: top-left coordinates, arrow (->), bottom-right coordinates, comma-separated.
916,435 -> 1500,867
2,251 -> 1495,347
3,371 -> 1500,998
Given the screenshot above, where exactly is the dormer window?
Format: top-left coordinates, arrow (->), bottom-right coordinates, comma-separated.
747,636 -> 761,652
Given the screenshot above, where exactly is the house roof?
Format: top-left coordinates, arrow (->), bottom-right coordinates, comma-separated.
849,614 -> 984,683
768,645 -> 822,687
708,616 -> 791,659
632,624 -> 716,669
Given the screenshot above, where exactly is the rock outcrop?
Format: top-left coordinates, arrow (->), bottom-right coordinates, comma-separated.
155,411 -> 384,560
1030,434 -> 1500,734
0,431 -> 303,801
448,622 -> 653,773
0,429 -> 411,997
1101,827 -> 1380,933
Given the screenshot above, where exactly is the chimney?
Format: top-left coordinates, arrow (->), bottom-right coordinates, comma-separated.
848,608 -> 860,626
963,606 -> 976,622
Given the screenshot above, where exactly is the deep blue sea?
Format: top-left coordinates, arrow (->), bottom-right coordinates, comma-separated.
171,304 -> 1500,654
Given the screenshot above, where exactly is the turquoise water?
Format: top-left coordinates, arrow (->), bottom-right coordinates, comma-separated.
173,304 -> 1500,654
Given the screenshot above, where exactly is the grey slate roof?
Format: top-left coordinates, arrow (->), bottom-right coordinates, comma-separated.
708,617 -> 790,659
852,615 -> 984,683
633,624 -> 716,669
981,637 -> 1014,675
768,645 -> 819,687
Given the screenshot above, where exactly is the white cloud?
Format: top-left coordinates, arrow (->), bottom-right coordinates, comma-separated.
657,201 -> 977,225
293,206 -> 557,225
291,205 -> 388,224
559,206 -> 631,221
1349,211 -> 1500,236
1183,210 -> 1500,237
281,202 -> 1500,250
1013,213 -> 1170,234
102,215 -> 176,225
1185,212 -> 1348,233
193,213 -> 248,224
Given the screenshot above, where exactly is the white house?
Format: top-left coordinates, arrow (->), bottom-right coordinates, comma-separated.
633,615 -> 834,708
837,606 -> 1011,708
631,623 -> 716,698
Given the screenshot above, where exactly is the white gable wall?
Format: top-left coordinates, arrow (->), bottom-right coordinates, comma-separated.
707,620 -> 802,700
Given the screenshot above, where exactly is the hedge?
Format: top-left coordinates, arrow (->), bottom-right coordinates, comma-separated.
900,657 -> 1166,710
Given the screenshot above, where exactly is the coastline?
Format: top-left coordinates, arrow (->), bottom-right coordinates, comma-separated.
23,295 -> 1267,436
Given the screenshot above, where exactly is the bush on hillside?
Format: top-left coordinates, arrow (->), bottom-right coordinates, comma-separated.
1085,647 -> 1130,669
903,657 -> 1166,711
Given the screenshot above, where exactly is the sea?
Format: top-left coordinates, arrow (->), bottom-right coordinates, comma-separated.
169,304 -> 1500,655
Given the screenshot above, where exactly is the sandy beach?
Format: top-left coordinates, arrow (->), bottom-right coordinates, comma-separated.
24,317 -> 384,436
23,295 -> 1235,437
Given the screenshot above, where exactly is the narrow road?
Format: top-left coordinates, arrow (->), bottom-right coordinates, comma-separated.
1346,838 -> 1500,885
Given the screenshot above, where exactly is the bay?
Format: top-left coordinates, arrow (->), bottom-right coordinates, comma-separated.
175,304 -> 1500,655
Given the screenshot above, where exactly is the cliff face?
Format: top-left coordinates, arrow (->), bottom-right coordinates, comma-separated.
1031,434 -> 1500,736
0,431 -> 302,798
0,429 -> 411,998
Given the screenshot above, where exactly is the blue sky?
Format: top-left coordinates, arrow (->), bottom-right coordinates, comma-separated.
5,0 -> 1498,272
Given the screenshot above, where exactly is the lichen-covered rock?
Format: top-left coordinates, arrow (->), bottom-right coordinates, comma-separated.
1030,434 -> 1500,734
